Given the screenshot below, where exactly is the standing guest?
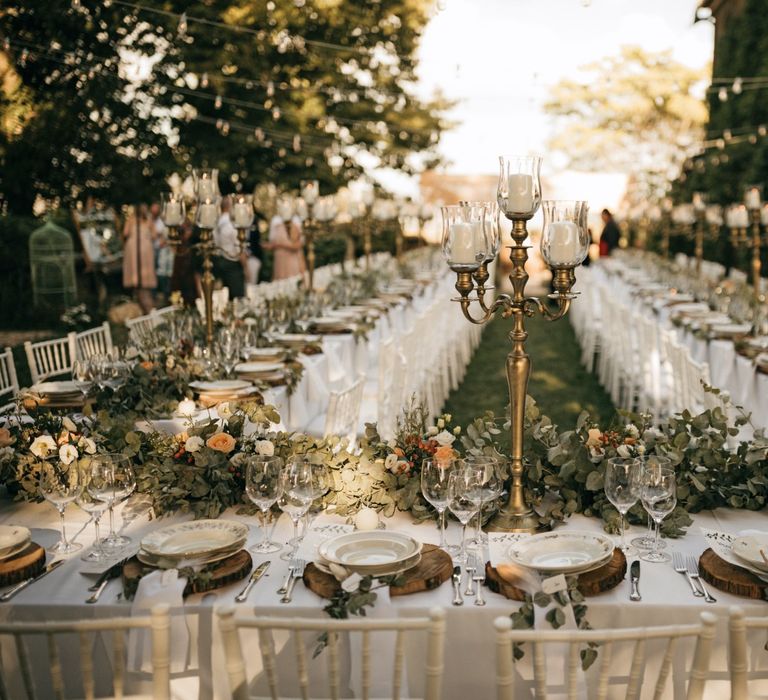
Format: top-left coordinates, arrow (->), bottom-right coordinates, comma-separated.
246,223 -> 264,286
599,209 -> 621,257
150,202 -> 174,304
213,196 -> 246,298
170,219 -> 199,305
264,213 -> 305,281
122,203 -> 156,313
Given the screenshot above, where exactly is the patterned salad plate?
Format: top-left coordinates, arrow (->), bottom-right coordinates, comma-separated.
506,531 -> 614,574
189,380 -> 252,395
140,520 -> 248,559
0,525 -> 31,560
319,531 -> 421,567
731,534 -> 768,572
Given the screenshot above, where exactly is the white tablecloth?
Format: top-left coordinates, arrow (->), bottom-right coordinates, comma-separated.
1,498 -> 767,699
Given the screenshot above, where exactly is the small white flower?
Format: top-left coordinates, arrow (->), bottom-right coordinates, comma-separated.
185,436 -> 204,453
625,424 -> 640,439
78,436 -> 97,455
0,446 -> 14,461
453,426 -> 461,435
218,402 -> 233,420
59,444 -> 78,465
385,454 -> 398,472
230,452 -> 248,468
62,417 -> 78,433
636,444 -> 646,455
616,444 -> 632,459
433,430 -> 455,447
437,418 -> 445,429
387,439 -> 397,449
444,413 -> 452,423
256,440 -> 275,456
30,435 -> 57,458
427,426 -> 438,436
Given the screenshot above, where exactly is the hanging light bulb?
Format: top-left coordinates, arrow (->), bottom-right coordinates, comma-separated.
718,87 -> 728,102
201,72 -> 209,88
221,121 -> 230,136
178,12 -> 188,37
214,94 -> 223,109
267,81 -> 275,97
293,135 -> 301,152
254,127 -> 265,142
732,77 -> 743,95
724,129 -> 733,141
272,107 -> 281,120
759,125 -> 767,137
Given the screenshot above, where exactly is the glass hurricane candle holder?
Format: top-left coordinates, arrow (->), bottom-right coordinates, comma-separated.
193,168 -> 220,201
459,201 -> 501,262
232,194 -> 254,229
497,155 -> 542,220
195,197 -> 220,230
161,192 -> 185,228
540,200 -> 590,269
441,203 -> 491,272
301,179 -> 319,206
745,184 -> 762,211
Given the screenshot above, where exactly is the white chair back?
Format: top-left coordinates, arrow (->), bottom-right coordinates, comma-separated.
217,607 -> 445,700
74,321 -> 113,361
126,311 -> 158,345
494,612 -> 716,700
323,378 -> 365,440
0,604 -> 170,700
729,605 -> 768,699
24,334 -> 77,385
0,346 -> 19,402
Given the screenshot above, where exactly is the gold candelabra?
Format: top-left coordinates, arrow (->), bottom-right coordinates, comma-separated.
444,166 -> 588,533
197,226 -> 217,347
748,208 -> 765,302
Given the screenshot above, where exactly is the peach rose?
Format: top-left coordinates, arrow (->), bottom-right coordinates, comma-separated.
140,361 -> 155,371
0,427 -> 13,447
585,428 -> 602,447
206,432 -> 236,454
434,445 -> 455,466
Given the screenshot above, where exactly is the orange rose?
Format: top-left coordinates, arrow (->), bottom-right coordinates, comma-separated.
140,361 -> 155,371
434,445 -> 455,466
206,432 -> 236,454
0,427 -> 13,447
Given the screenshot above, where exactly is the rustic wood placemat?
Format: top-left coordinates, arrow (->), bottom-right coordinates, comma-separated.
699,548 -> 768,600
0,543 -> 46,587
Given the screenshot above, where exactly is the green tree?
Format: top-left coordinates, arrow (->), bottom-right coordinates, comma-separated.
543,46 -> 708,206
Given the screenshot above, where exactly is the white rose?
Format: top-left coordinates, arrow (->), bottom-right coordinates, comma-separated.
218,402 -> 233,420
453,426 -> 461,435
625,424 -> 640,439
30,435 -> 57,458
385,454 -> 398,472
58,444 -> 78,465
185,436 -> 204,453
256,440 -> 275,456
616,444 -> 632,459
437,418 -> 445,429
433,430 -> 455,447
62,417 -> 78,433
387,439 -> 397,449
636,444 -> 646,455
427,426 -> 438,436
230,452 -> 248,468
0,446 -> 14,461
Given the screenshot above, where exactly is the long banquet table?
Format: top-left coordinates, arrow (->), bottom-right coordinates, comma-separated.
2,497 -> 768,699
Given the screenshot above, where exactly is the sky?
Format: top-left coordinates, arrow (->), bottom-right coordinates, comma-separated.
414,0 -> 714,178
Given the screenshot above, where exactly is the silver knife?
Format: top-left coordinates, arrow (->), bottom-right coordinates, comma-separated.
1,560 -> 65,602
235,561 -> 271,603
629,560 -> 641,602
451,565 -> 464,606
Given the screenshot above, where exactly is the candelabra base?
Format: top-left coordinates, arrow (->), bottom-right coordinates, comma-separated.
485,509 -> 542,534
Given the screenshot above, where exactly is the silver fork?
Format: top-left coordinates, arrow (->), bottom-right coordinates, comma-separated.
686,555 -> 717,603
472,554 -> 486,607
464,559 -> 476,597
672,551 -> 703,597
281,559 -> 306,604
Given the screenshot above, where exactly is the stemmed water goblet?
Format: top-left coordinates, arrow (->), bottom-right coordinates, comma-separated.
278,458 -> 315,561
447,468 -> 482,565
75,470 -> 110,562
39,460 -> 84,555
421,458 -> 458,554
245,456 -> 284,554
631,455 -> 671,550
72,358 -> 93,404
88,453 -> 136,548
604,457 -> 643,555
464,456 -> 501,548
639,468 -> 677,564
218,328 -> 241,377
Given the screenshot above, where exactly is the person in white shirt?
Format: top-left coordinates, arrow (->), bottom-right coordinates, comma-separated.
212,196 -> 246,298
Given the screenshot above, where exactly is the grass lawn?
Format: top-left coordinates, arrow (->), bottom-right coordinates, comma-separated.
442,312 -> 616,450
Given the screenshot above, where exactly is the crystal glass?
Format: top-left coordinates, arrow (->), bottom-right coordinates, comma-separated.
540,200 -> 590,268
604,457 -> 642,555
463,456 -> 501,547
40,461 -> 83,555
217,327 -> 240,377
640,468 -> 677,563
72,358 -> 92,402
193,168 -> 220,201
421,458 -> 458,554
161,192 -> 185,228
245,456 -> 284,554
440,203 -> 491,272
75,471 -> 110,562
88,453 -> 136,549
631,455 -> 671,550
459,201 -> 501,262
278,458 -> 315,560
447,469 -> 482,565
497,154 -> 542,221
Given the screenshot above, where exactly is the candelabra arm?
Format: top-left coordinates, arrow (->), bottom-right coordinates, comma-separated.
524,295 -> 572,322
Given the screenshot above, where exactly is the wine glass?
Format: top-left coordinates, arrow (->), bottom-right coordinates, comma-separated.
301,456 -> 329,540
639,468 -> 677,564
448,469 -> 481,565
218,328 -> 240,377
421,459 -> 458,554
631,456 -> 671,550
464,456 -> 501,548
88,454 -> 136,549
245,456 -> 284,554
75,469 -> 110,562
604,457 -> 642,555
278,458 -> 314,561
39,461 -> 83,555
72,358 -> 93,403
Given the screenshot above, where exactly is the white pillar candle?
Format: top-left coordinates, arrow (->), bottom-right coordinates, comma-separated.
546,221 -> 581,266
449,222 -> 480,264
507,174 -> 534,213
277,200 -> 293,220
734,206 -> 750,228
354,507 -> 380,531
197,202 -> 218,229
232,202 -> 252,228
302,182 -> 319,205
745,187 -> 761,210
197,177 -> 216,202
177,398 -> 196,417
164,200 -> 182,226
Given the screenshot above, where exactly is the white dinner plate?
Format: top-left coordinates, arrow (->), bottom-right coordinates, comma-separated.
141,520 -> 248,558
710,323 -> 752,336
0,525 -> 31,558
506,531 -> 614,574
245,348 -> 287,361
234,362 -> 285,374
271,333 -> 321,345
316,551 -> 422,578
189,380 -> 252,394
319,531 -> 422,568
30,381 -> 81,396
731,535 -> 768,572
137,543 -> 242,569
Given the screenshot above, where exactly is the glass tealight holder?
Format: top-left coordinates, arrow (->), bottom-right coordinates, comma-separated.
497,155 -> 542,221
193,168 -> 220,201
540,200 -> 590,269
441,204 -> 491,272
161,192 -> 185,228
232,194 -> 255,229
195,197 -> 221,230
459,201 -> 501,262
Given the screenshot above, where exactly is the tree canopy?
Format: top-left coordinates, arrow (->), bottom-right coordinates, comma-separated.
0,0 -> 451,214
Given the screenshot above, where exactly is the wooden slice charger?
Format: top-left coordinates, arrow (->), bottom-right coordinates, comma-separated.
0,543 -> 46,587
485,548 -> 627,601
699,548 -> 768,600
303,544 -> 453,599
123,549 -> 252,597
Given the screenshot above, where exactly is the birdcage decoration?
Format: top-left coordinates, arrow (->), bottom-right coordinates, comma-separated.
29,221 -> 78,308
